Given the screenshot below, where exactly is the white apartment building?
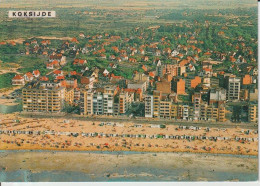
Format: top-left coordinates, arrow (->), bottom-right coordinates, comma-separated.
103,86 -> 115,115
227,77 -> 241,101
93,92 -> 103,115
145,95 -> 154,118
193,93 -> 201,120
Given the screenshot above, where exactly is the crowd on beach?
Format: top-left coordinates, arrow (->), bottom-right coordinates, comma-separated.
0,125 -> 258,142
0,113 -> 258,155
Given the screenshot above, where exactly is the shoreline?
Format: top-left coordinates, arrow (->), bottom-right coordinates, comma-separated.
0,149 -> 258,158
0,144 -> 258,156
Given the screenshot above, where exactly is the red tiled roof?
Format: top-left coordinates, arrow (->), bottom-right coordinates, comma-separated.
110,73 -> 122,79
149,72 -> 155,77
179,59 -> 189,67
230,56 -> 236,62
71,37 -> 79,43
70,71 -> 77,75
142,65 -> 147,71
25,72 -> 34,78
56,76 -> 65,80
129,58 -> 136,62
73,59 -> 87,65
203,68 -> 212,72
53,70 -> 62,75
204,52 -> 212,56
40,76 -> 49,81
50,55 -> 62,60
13,74 -> 24,80
33,70 -> 40,76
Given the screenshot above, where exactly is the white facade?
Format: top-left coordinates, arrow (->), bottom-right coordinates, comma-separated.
145,95 -> 153,118
227,77 -> 240,101
193,93 -> 201,120
210,88 -> 226,102
128,81 -> 147,92
183,105 -> 189,120
93,92 -> 103,115
103,93 -> 114,115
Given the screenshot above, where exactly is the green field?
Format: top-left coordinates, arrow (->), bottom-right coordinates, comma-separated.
0,0 -> 257,40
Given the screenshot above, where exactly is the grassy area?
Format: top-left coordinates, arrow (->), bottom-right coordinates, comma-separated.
14,55 -> 49,75
0,72 -> 16,89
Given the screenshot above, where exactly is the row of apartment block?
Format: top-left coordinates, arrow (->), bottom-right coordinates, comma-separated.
80,85 -> 134,116
145,92 -> 226,122
22,82 -> 75,113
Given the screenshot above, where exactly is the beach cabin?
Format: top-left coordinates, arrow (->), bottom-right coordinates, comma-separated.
150,124 -> 160,128
106,122 -> 113,126
64,120 -> 70,123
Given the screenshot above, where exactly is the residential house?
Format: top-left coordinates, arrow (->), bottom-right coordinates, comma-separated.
33,70 -> 40,78
24,72 -> 34,82
49,54 -> 66,66
46,60 -> 59,69
53,70 -> 63,77
12,75 -> 25,85
73,59 -> 87,66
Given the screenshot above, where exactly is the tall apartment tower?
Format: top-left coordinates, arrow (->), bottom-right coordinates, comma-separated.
103,86 -> 116,115
93,92 -> 103,115
153,91 -> 162,118
227,76 -> 241,101
145,95 -> 153,118
119,92 -> 129,114
193,92 -> 201,120
80,90 -> 95,115
80,90 -> 87,115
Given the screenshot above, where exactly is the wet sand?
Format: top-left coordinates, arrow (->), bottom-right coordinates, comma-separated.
0,150 -> 258,181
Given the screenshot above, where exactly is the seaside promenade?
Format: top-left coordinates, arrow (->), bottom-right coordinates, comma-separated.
20,112 -> 258,129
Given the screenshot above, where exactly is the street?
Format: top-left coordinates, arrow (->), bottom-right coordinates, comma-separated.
20,113 -> 258,129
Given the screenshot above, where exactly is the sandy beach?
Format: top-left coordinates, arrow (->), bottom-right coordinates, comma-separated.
0,113 -> 258,156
